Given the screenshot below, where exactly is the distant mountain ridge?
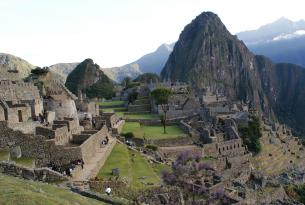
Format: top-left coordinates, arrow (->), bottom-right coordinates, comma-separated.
49,63 -> 79,81
237,17 -> 305,44
237,18 -> 305,67
105,43 -> 174,82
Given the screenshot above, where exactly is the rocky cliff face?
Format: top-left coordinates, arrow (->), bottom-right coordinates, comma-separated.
65,59 -> 115,99
161,12 -> 305,134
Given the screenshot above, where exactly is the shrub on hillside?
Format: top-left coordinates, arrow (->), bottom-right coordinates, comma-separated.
85,75 -> 116,99
31,67 -> 49,75
122,132 -> 135,140
146,144 -> 158,151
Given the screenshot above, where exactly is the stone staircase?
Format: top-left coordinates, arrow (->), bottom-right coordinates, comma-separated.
72,137 -> 117,181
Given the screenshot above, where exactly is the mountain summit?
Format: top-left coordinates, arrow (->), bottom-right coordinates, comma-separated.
161,11 -> 305,134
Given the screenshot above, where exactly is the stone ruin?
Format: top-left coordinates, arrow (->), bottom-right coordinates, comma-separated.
0,67 -> 43,123
0,68 -> 117,183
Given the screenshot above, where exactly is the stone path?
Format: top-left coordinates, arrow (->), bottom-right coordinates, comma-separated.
72,137 -> 117,181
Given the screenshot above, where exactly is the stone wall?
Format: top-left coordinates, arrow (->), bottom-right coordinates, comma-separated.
100,113 -> 119,128
44,98 -> 78,120
53,117 -> 79,134
146,137 -> 193,147
128,104 -> 151,112
76,100 -> 99,117
159,145 -> 203,159
0,106 -> 5,121
0,121 -> 82,167
112,120 -> 125,135
36,126 -> 71,145
0,81 -> 41,102
88,180 -> 127,195
80,125 -> 109,163
0,161 -> 68,182
7,104 -> 32,123
203,139 -> 246,158
72,134 -> 91,145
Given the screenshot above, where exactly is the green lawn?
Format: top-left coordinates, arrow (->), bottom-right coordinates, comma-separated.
122,122 -> 144,138
98,101 -> 126,107
12,157 -> 35,168
98,144 -> 162,189
151,163 -> 171,176
122,122 -> 187,140
0,150 -> 9,161
0,173 -> 105,205
98,143 -> 130,181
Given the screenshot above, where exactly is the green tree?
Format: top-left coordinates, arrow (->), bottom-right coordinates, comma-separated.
238,117 -> 262,154
151,88 -> 171,134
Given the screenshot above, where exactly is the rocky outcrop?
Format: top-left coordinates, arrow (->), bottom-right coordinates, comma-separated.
161,12 -> 305,134
65,59 -> 115,99
0,53 -> 34,78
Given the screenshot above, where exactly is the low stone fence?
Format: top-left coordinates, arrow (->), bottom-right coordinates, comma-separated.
146,137 -> 193,147
179,120 -> 192,133
128,104 -> 151,112
71,187 -> 129,205
159,145 -> 203,159
0,161 -> 68,182
89,180 -> 128,195
124,111 -> 150,115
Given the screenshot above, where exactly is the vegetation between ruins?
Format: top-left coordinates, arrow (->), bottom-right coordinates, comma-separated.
122,122 -> 187,140
238,116 -> 262,154
97,143 -> 162,189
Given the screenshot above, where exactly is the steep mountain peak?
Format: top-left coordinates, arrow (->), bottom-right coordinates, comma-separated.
65,58 -> 115,99
186,11 -> 226,32
157,43 -> 173,53
161,10 -> 259,103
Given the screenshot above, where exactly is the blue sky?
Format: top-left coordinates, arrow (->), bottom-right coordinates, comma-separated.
1,0 -> 304,67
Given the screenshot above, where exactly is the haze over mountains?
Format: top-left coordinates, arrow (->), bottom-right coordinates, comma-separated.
104,43 -> 174,82
237,17 -> 305,67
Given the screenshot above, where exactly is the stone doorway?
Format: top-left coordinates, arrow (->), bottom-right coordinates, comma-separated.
18,110 -> 23,122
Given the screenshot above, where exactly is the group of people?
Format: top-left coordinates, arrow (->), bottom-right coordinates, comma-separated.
64,159 -> 85,177
47,159 -> 84,178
